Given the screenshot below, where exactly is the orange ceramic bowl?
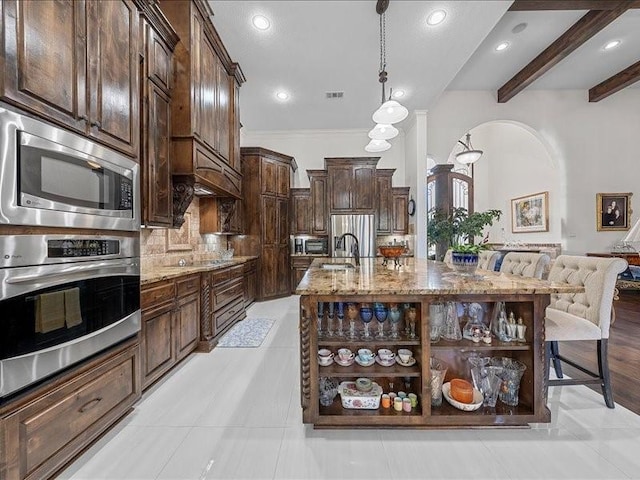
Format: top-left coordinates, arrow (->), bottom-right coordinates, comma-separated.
450,378 -> 474,404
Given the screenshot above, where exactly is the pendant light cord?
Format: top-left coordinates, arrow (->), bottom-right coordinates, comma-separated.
379,12 -> 387,103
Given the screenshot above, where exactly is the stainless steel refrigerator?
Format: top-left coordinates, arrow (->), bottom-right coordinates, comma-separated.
330,214 -> 376,258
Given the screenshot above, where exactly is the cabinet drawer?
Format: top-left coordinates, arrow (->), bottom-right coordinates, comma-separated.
212,278 -> 244,311
243,259 -> 257,274
229,265 -> 244,280
212,268 -> 230,287
214,297 -> 244,333
176,274 -> 200,298
3,345 -> 139,479
141,281 -> 175,309
291,257 -> 315,268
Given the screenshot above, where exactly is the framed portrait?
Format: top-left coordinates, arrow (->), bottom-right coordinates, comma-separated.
596,192 -> 633,231
511,191 -> 549,233
166,212 -> 193,251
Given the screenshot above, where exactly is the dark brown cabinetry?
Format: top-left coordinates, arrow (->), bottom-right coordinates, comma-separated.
392,187 -> 410,234
308,170 -> 329,235
243,259 -> 258,308
199,197 -> 243,234
199,264 -> 246,351
291,256 -> 328,293
140,4 -> 179,227
1,0 -> 140,157
233,147 -> 294,300
290,188 -> 311,235
160,0 -> 245,224
375,169 -> 394,235
0,339 -> 141,480
326,158 -> 378,213
141,274 -> 200,389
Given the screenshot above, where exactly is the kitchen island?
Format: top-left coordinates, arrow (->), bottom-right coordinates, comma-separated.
296,257 -> 582,428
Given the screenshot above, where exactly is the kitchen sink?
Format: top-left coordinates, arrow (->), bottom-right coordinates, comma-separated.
320,263 -> 355,270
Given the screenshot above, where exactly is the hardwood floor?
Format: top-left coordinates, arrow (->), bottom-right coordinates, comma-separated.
555,290 -> 640,414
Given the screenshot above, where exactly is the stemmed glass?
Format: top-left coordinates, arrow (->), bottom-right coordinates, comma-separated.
403,303 -> 412,336
359,303 -> 374,340
317,302 -> 325,338
374,302 -> 387,339
326,302 -> 335,337
346,303 -> 359,339
388,303 -> 401,339
336,302 -> 345,337
406,306 -> 417,339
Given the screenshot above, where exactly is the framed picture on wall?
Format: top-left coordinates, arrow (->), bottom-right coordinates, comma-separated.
596,192 -> 633,231
511,191 -> 549,233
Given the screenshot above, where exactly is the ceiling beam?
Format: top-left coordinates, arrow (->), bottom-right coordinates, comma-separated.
497,3 -> 632,103
509,0 -> 640,10
589,60 -> 640,102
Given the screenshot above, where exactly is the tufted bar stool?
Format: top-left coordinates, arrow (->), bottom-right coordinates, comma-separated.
499,252 -> 550,279
443,249 -> 453,265
478,250 -> 500,271
545,255 -> 628,408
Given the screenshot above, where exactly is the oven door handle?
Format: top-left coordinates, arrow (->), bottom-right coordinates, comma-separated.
6,261 -> 138,284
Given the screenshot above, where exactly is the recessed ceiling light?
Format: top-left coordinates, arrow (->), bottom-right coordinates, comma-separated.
604,40 -> 621,50
392,90 -> 405,99
252,15 -> 270,31
495,42 -> 510,52
426,10 -> 446,26
275,91 -> 289,101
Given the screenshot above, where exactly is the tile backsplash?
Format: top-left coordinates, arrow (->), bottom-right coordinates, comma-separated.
141,198 -> 228,269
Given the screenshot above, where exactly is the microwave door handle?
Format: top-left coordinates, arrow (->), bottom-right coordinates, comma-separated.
6,261 -> 138,284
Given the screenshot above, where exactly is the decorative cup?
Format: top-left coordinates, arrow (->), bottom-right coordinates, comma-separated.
318,348 -> 334,366
397,348 -> 412,364
337,348 -> 354,362
403,397 -> 412,412
378,348 -> 395,362
408,393 -> 418,408
490,357 -> 527,406
381,394 -> 391,409
357,348 -> 375,363
394,397 -> 403,411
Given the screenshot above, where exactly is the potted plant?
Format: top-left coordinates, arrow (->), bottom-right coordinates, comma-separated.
427,207 -> 502,264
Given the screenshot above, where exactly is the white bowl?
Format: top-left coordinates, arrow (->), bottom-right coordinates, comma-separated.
442,382 -> 483,411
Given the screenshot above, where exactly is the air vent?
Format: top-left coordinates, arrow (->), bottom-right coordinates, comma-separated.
325,91 -> 344,99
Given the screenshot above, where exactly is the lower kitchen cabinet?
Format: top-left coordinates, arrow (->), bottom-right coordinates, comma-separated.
199,264 -> 247,351
141,274 -> 200,389
243,259 -> 258,307
0,338 -> 141,480
291,256 -> 327,293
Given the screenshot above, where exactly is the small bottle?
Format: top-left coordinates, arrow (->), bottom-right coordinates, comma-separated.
516,317 -> 526,342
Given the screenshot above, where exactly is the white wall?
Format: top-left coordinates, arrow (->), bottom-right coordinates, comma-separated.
427,89 -> 640,254
403,111 -> 428,257
241,129 -> 406,188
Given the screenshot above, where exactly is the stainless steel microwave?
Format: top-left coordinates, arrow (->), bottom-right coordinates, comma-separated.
305,238 -> 328,254
0,107 -> 140,231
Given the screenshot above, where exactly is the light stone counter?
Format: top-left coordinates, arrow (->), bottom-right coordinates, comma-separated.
295,257 -> 582,296
141,256 -> 258,285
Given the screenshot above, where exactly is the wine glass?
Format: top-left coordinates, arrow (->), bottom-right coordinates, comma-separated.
317,302 -> 325,338
336,302 -> 345,337
406,306 -> 417,339
346,303 -> 358,339
326,302 -> 335,337
359,303 -> 374,340
374,302 -> 387,339
403,303 -> 412,336
388,303 -> 401,339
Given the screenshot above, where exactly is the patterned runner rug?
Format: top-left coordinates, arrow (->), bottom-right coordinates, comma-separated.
216,318 -> 275,347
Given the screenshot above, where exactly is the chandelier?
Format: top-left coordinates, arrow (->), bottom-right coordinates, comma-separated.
365,0 -> 408,153
455,133 -> 483,164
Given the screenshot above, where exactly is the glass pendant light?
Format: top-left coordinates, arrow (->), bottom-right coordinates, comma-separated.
368,123 -> 399,140
365,139 -> 391,153
455,133 -> 483,164
372,100 -> 408,125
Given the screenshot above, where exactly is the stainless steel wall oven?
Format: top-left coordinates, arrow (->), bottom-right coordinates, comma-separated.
0,235 -> 140,399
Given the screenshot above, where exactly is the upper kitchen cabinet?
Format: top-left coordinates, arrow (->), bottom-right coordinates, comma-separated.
308,170 -> 329,235
160,0 -> 245,228
392,187 -> 410,234
1,0 -> 140,157
139,2 -> 179,227
375,169 -> 395,235
325,158 -> 378,213
290,188 -> 311,235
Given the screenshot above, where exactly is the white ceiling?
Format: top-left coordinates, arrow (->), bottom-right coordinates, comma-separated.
209,1 -> 640,132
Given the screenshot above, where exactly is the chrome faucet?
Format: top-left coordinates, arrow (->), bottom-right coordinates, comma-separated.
336,233 -> 360,266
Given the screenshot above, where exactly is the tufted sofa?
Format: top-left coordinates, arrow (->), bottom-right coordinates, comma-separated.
545,255 -> 628,408
499,252 -> 550,279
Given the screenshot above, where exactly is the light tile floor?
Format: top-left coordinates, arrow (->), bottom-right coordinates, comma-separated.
59,296 -> 640,480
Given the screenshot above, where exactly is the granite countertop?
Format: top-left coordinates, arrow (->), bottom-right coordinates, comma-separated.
295,257 -> 583,296
141,256 -> 258,285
